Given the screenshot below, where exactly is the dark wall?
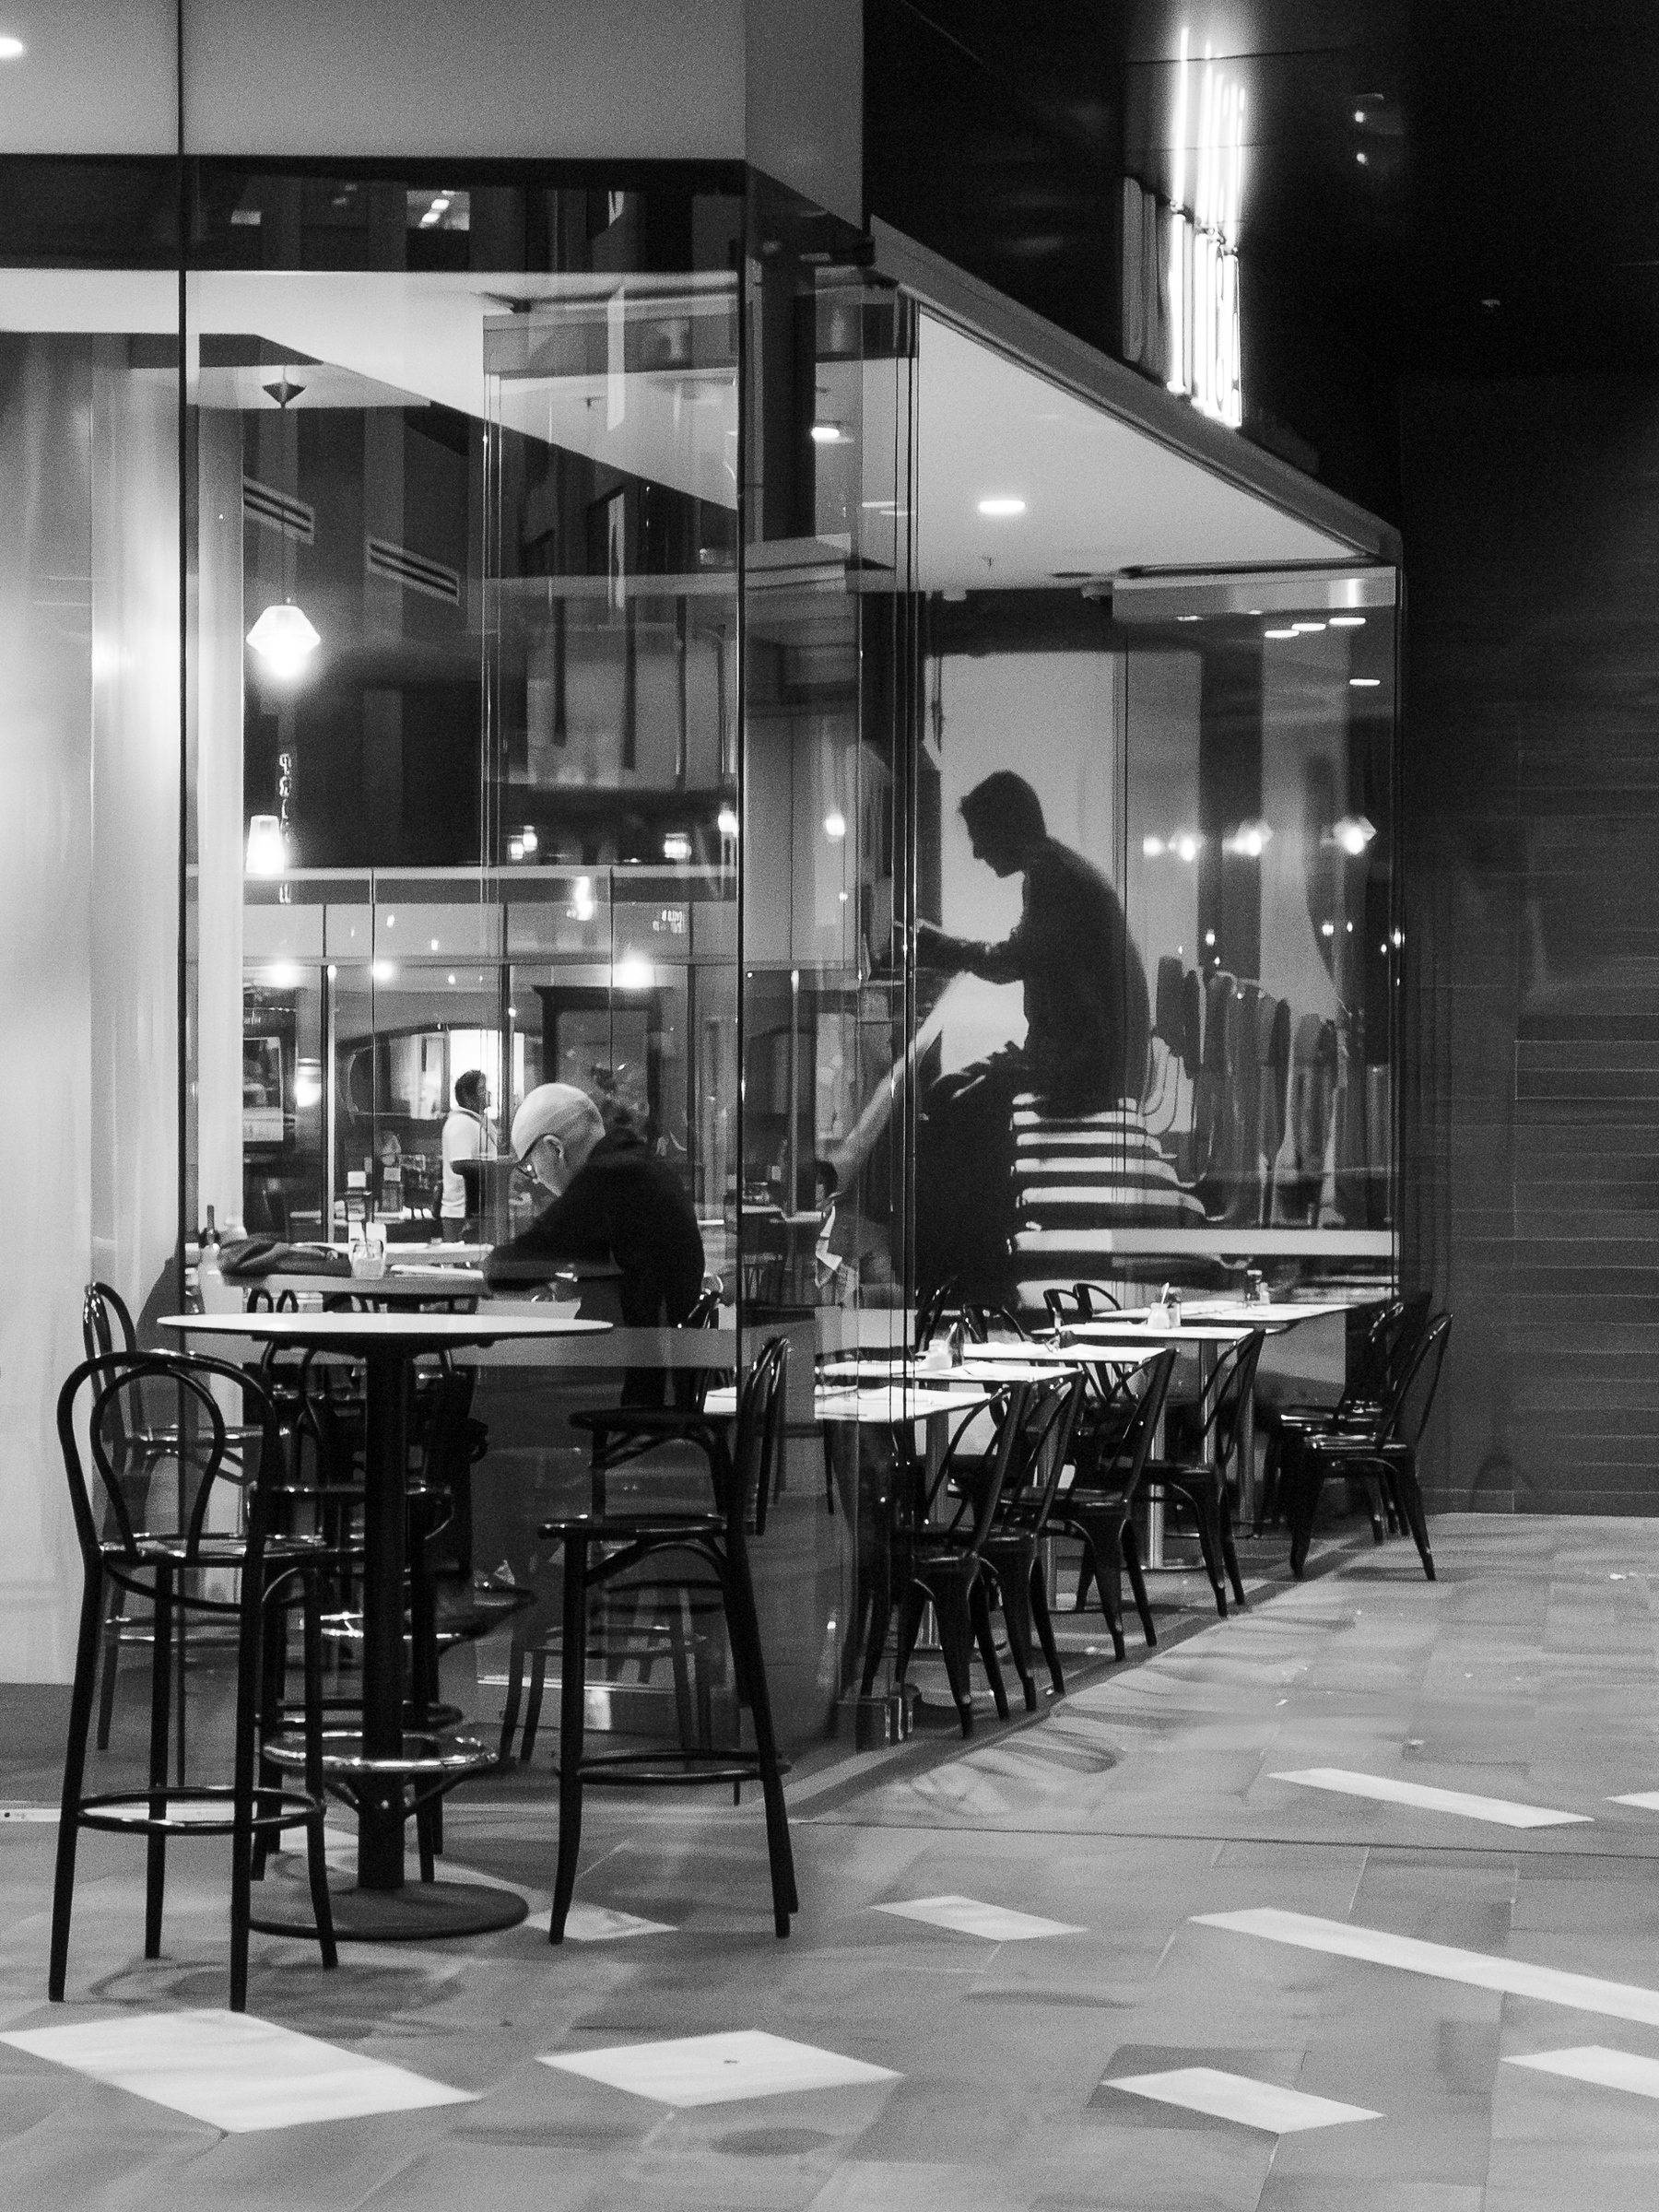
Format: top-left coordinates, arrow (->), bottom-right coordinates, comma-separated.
1401,375 -> 1659,1512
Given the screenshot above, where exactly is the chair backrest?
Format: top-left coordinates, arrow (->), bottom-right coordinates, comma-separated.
947,1379 -> 1034,1560
965,1301 -> 1030,1343
732,1335 -> 790,1537
915,1279 -> 957,1351
81,1281 -> 136,1364
1043,1285 -> 1121,1335
1383,1310 -> 1452,1453
997,1370 -> 1088,1541
57,1348 -> 283,1571
1201,1329 -> 1266,1472
1068,1348 -> 1177,1506
681,1286 -> 727,1412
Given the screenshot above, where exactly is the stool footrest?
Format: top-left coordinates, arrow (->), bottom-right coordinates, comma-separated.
74,1783 -> 324,1838
262,1727 -> 494,1780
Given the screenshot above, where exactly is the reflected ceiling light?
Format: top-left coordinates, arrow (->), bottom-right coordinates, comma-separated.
1332,815 -> 1376,855
1329,614 -> 1367,628
977,497 -> 1027,517
245,814 -> 288,877
1354,108 -> 1366,123
371,959 -> 395,982
509,838 -> 524,862
1349,675 -> 1381,688
614,956 -> 653,991
0,35 -> 24,58
1264,626 -> 1298,640
1142,834 -> 1166,857
1292,620 -> 1326,633
810,422 -> 844,444
1321,920 -> 1335,936
293,1058 -> 323,1108
663,832 -> 692,863
571,876 -> 596,922
823,808 -> 847,841
1176,614 -> 1201,623
384,913 -> 395,929
447,972 -> 456,985
326,963 -> 338,980
263,960 -> 301,989
508,1004 -> 517,1017
1171,831 -> 1201,864
429,937 -> 440,951
716,805 -> 740,839
1223,820 -> 1273,858
521,825 -> 538,853
1356,151 -> 1369,165
246,601 -> 320,677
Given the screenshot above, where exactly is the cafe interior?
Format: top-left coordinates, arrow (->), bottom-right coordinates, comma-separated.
6,16 -> 1596,2207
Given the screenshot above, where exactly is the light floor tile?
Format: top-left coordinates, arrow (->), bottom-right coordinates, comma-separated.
0,2009 -> 477,2132
1272,1769 -> 1592,1829
1103,2065 -> 1380,2135
0,1807 -> 58,1823
539,2029 -> 899,2108
1197,1909 -> 1659,2027
524,1904 -> 675,1942
872,1894 -> 1087,1940
1608,1792 -> 1659,1812
1504,2045 -> 1659,2099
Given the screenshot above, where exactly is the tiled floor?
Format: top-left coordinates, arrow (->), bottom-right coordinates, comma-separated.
6,1516 -> 1659,2206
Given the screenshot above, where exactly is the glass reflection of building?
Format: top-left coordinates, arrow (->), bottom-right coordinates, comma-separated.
0,13 -> 1401,1727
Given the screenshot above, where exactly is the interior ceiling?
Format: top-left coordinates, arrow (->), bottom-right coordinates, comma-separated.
908,312 -> 1359,592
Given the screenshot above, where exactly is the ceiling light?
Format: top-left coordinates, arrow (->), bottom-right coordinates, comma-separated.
663,832 -> 692,863
1292,620 -> 1326,633
1356,151 -> 1369,166
1329,614 -> 1366,628
571,877 -> 596,922
384,914 -> 395,929
0,36 -> 24,58
810,423 -> 843,444
1321,921 -> 1335,936
1172,832 -> 1201,865
1224,821 -> 1273,859
1142,835 -> 1166,857
521,825 -> 538,853
371,959 -> 395,982
1354,108 -> 1366,123
293,1058 -> 323,1107
614,956 -> 653,992
326,964 -> 338,980
1349,676 -> 1381,688
717,805 -> 740,839
263,960 -> 300,990
977,497 -> 1027,517
1333,815 -> 1376,855
1176,614 -> 1202,623
508,1004 -> 517,1017
824,809 -> 847,841
1263,626 -> 1298,640
247,601 -> 320,677
244,815 -> 288,877
509,838 -> 524,862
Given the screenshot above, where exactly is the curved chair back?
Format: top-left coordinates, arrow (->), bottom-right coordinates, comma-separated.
81,1281 -> 137,1364
1044,1283 -> 1124,1332
915,1279 -> 957,1352
1198,1329 -> 1266,1473
681,1286 -> 728,1413
733,1335 -> 790,1538
946,1380 -> 1035,1560
1070,1348 -> 1177,1504
58,1350 -> 283,1574
998,1371 -> 1088,1541
1384,1311 -> 1452,1453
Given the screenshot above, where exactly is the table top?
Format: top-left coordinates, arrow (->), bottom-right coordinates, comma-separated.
1059,1318 -> 1259,1346
956,1337 -> 1152,1367
703,1381 -> 995,1425
1179,1300 -> 1352,1324
821,1355 -> 1088,1387
163,1311 -> 609,1347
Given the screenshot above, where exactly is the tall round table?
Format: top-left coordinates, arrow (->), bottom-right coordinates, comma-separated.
162,1309 -> 609,1939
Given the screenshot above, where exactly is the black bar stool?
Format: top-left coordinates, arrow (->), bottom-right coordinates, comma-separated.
537,1335 -> 797,1942
51,1349 -> 341,2011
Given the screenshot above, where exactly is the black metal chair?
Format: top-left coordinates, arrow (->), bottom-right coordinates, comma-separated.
1254,1293 -> 1430,1533
537,1336 -> 797,1942
51,1350 -> 339,2010
1043,1281 -> 1123,1331
977,1371 -> 1088,1707
1144,1330 -> 1266,1618
1050,1349 -> 1177,1658
1286,1312 -> 1452,1582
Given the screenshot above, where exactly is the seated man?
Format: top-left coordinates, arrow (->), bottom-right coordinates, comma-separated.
485,1084 -> 704,1405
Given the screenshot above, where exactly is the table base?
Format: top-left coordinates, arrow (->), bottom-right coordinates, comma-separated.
248,1873 -> 529,1942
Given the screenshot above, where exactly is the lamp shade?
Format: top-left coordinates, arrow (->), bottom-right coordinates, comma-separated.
246,601 -> 320,677
245,814 -> 288,877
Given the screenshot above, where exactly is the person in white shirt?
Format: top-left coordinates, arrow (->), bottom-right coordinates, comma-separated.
440,1069 -> 497,1238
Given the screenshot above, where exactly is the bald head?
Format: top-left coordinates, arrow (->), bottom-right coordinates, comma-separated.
511,1082 -> 605,1195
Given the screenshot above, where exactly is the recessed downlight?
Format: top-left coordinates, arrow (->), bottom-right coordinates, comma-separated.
1329,614 -> 1367,628
0,35 -> 24,59
810,423 -> 843,444
977,497 -> 1027,517
1264,626 -> 1298,640
1349,677 -> 1381,688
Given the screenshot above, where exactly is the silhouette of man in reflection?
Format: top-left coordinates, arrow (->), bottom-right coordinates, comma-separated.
914,771 -> 1149,1300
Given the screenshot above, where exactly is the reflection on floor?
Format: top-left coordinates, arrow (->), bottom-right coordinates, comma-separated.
6,1515 -> 1659,2206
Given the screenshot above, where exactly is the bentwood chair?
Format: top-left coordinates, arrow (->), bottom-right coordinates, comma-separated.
1143,1329 -> 1265,1618
52,1350 -> 340,2010
537,1336 -> 797,1941
1050,1349 -> 1177,1658
1286,1312 -> 1451,1583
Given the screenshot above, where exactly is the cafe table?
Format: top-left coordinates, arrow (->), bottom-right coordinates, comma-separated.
161,1307 -> 608,1939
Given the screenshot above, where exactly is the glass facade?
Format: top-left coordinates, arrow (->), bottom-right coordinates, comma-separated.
0,151 -> 1398,1720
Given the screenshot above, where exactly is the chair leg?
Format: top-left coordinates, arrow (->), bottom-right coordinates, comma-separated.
96,1583 -> 124,1752
1176,1483 -> 1229,1618
996,1557 -> 1041,1712
1218,1488 -> 1247,1608
893,1585 -> 926,1688
1391,1454 -> 1436,1581
971,1579 -> 1012,1720
174,1596 -> 189,1785
1253,1433 -> 1281,1536
548,1542 -> 588,1944
522,1650 -> 547,1764
299,1571 -> 338,1971
144,1570 -> 173,1961
1030,1562 -> 1065,1696
934,1584 -> 978,1737
1072,1546 -> 1096,1616
666,1604 -> 698,1751
720,1548 -> 797,1933
416,1799 -> 437,1883
1289,1455 -> 1326,1578
49,1575 -> 106,2002
1121,1518 -> 1157,1647
497,1642 -> 526,1766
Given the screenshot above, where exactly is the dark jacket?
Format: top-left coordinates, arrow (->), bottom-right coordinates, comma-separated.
935,838 -> 1151,1113
483,1130 -> 704,1325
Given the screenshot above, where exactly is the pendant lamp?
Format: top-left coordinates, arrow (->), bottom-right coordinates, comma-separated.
246,371 -> 319,677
